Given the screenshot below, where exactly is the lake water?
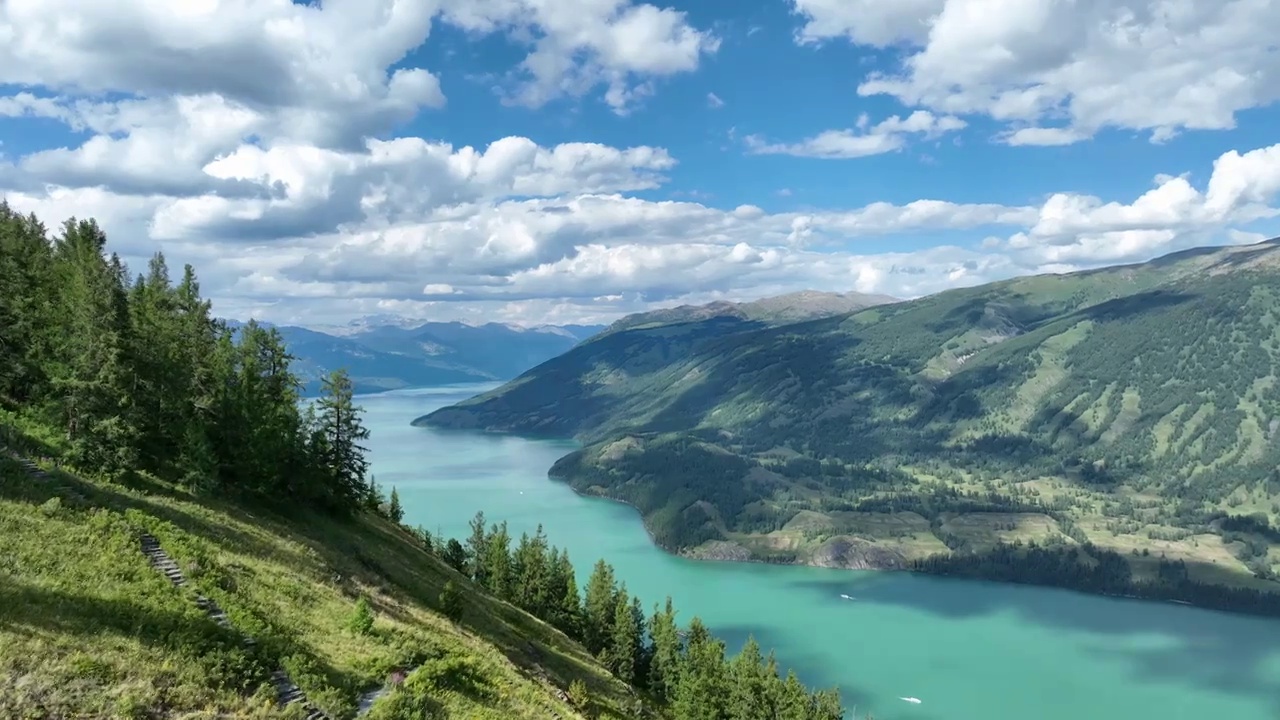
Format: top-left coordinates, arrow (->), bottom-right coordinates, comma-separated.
363,385 -> 1280,720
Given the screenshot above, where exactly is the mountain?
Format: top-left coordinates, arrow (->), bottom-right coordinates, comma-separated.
420,240 -> 1280,615
224,319 -> 604,395
600,290 -> 897,335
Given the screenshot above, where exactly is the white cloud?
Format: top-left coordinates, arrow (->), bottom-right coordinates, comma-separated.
707,92 -> 725,108
441,0 -> 718,114
791,0 -> 1280,144
0,0 -> 715,140
8,140 -> 1274,326
745,110 -> 965,158
3,0 -> 1280,328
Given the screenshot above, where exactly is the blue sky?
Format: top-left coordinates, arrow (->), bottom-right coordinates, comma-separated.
1,0 -> 1278,327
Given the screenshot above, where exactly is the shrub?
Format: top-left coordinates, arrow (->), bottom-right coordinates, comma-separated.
439,581 -> 464,623
348,597 -> 375,635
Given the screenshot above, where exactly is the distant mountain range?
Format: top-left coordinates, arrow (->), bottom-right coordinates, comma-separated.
223,317 -> 605,395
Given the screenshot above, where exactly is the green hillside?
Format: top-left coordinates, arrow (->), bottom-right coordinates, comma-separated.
0,204 -> 847,719
0,437 -> 646,719
421,239 -> 1280,615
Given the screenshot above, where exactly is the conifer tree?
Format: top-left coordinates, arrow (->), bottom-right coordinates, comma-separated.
483,520 -> 513,598
607,585 -> 638,683
647,597 -> 681,702
673,617 -> 729,720
0,204 -> 53,404
549,548 -> 583,636
440,580 -> 465,623
313,367 -> 371,509
442,538 -> 468,573
388,486 -> 404,523
512,524 -> 551,615
49,218 -> 138,476
583,559 -> 618,656
728,636 -> 770,720
467,511 -> 489,584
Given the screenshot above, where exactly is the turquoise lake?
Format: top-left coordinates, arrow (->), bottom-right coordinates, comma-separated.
362,385 -> 1280,720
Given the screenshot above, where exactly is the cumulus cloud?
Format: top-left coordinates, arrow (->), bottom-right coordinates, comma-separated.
2,0 -> 1279,327
791,0 -> 1280,144
11,138 -> 1276,326
0,0 -> 714,143
745,110 -> 965,158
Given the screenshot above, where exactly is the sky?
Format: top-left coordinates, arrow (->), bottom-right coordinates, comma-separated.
2,0 -> 1279,329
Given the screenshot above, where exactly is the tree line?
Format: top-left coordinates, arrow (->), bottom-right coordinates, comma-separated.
426,511 -> 845,720
0,204 -> 374,512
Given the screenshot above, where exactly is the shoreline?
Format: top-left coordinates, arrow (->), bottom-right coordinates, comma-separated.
421,417 -> 1280,619
546,466 -> 1280,620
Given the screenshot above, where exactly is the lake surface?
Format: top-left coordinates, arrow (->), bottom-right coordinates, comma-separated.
363,385 -> 1280,720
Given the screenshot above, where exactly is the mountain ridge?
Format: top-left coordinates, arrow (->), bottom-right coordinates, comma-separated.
223,319 -> 604,395
419,237 -> 1280,616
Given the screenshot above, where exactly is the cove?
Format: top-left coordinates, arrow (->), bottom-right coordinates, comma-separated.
364,385 -> 1280,720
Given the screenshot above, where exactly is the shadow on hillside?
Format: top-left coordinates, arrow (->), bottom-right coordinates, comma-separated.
1069,290 -> 1196,323
784,571 -> 1280,714
0,580 -> 241,652
0,463 -> 319,574
925,295 -> 1000,336
0,423 -> 61,461
641,321 -> 861,439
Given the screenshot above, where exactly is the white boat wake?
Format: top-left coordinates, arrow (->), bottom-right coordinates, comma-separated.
839,593 -> 854,600
899,696 -> 922,704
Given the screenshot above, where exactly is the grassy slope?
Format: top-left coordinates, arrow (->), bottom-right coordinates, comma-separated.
420,239 -> 1280,596
0,424 -> 646,719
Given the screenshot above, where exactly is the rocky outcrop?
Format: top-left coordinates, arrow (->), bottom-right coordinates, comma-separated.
809,536 -> 908,570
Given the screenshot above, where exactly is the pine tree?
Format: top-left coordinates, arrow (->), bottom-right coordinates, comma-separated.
728,635 -> 769,720
673,617 -> 729,720
647,597 -> 681,702
512,524 -> 551,615
466,511 -> 489,584
549,548 -> 583,636
583,559 -> 618,656
0,203 -> 53,404
172,264 -> 220,486
313,368 -> 371,509
567,678 -> 590,712
126,252 -> 184,476
777,670 -> 810,720
630,595 -> 652,689
483,521 -> 512,598
440,580 -> 465,622
348,597 -> 375,635
442,538 -> 468,573
388,486 -> 404,523
607,585 -> 638,683
809,688 -> 845,720
48,218 -> 137,476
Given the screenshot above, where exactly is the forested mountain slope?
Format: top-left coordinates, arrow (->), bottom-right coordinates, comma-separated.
422,238 -> 1280,615
0,203 -> 846,718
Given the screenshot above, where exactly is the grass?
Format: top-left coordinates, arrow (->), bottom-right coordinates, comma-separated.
938,512 -> 1065,546
0,451 -> 647,719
